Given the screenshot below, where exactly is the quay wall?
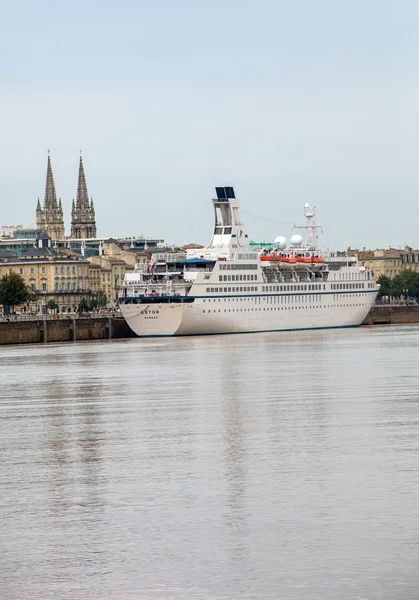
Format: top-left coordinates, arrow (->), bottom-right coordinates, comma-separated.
0,316 -> 135,346
362,305 -> 419,326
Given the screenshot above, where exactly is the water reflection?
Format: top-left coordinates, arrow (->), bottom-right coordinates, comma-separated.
220,365 -> 248,562
1,329 -> 419,600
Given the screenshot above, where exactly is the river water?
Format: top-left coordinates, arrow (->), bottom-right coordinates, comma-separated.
1,326 -> 419,600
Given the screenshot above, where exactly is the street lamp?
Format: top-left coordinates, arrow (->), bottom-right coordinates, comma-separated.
114,273 -> 119,309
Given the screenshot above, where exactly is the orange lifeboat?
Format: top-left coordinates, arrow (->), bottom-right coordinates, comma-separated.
280,257 -> 298,265
296,257 -> 313,265
260,253 -> 281,262
312,257 -> 325,264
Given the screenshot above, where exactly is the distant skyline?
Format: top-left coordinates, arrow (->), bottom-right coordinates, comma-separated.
1,0 -> 419,249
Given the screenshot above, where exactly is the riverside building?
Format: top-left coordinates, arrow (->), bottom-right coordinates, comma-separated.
349,247 -> 419,279
0,232 -> 91,313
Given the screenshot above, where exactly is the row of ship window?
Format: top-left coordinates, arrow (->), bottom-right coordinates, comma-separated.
206,283 -> 372,294
207,285 -> 323,293
207,286 -> 258,293
331,283 -> 368,289
202,303 -> 367,313
203,294 -> 366,304
262,284 -> 323,292
218,263 -> 258,270
219,274 -> 258,282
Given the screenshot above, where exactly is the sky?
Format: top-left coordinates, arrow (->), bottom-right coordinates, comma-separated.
1,0 -> 419,250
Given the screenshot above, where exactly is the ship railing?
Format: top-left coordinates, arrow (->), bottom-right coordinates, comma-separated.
134,279 -> 187,287
183,267 -> 214,272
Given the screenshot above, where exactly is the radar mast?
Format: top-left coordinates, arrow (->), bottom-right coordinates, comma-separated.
294,203 -> 322,250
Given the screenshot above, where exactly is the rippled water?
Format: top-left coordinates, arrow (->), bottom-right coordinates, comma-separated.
1,326 -> 419,600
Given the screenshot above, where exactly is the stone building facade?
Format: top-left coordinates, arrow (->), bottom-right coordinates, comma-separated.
0,233 -> 91,312
350,247 -> 419,279
0,234 -> 135,311
88,254 -> 131,305
101,240 -> 148,269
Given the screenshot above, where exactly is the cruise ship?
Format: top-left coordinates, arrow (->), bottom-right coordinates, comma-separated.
120,186 -> 379,337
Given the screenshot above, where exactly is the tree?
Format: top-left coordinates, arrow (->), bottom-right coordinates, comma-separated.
79,297 -> 89,312
91,292 -> 107,308
0,272 -> 32,312
28,289 -> 40,304
377,275 -> 391,300
391,269 -> 419,299
47,299 -> 58,313
97,293 -> 107,307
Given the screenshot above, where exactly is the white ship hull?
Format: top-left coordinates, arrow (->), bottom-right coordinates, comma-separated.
121,186 -> 380,338
121,290 -> 378,337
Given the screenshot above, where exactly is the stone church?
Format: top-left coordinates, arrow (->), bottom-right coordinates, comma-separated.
36,153 -> 97,240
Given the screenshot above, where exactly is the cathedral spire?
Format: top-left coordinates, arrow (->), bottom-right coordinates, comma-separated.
71,154 -> 97,239
44,152 -> 58,210
76,154 -> 89,210
36,152 -> 65,240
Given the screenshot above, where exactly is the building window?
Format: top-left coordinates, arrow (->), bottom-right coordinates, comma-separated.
42,283 -> 47,292
41,267 -> 46,275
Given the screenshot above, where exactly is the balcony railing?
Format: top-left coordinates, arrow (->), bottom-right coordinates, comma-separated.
47,289 -> 92,295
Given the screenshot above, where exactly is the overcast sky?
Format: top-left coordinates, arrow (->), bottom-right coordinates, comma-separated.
1,0 -> 419,250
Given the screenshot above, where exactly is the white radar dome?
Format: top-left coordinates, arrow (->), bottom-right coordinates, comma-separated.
274,235 -> 287,250
290,234 -> 303,246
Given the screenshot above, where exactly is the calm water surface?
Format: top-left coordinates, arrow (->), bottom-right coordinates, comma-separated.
1,326 -> 419,600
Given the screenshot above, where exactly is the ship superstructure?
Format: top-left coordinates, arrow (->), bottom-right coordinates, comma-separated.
120,187 -> 379,337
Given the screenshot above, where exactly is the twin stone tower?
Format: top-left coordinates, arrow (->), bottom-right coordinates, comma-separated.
36,153 -> 97,240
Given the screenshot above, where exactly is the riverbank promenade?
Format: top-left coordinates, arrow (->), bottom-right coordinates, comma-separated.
0,313 -> 134,345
